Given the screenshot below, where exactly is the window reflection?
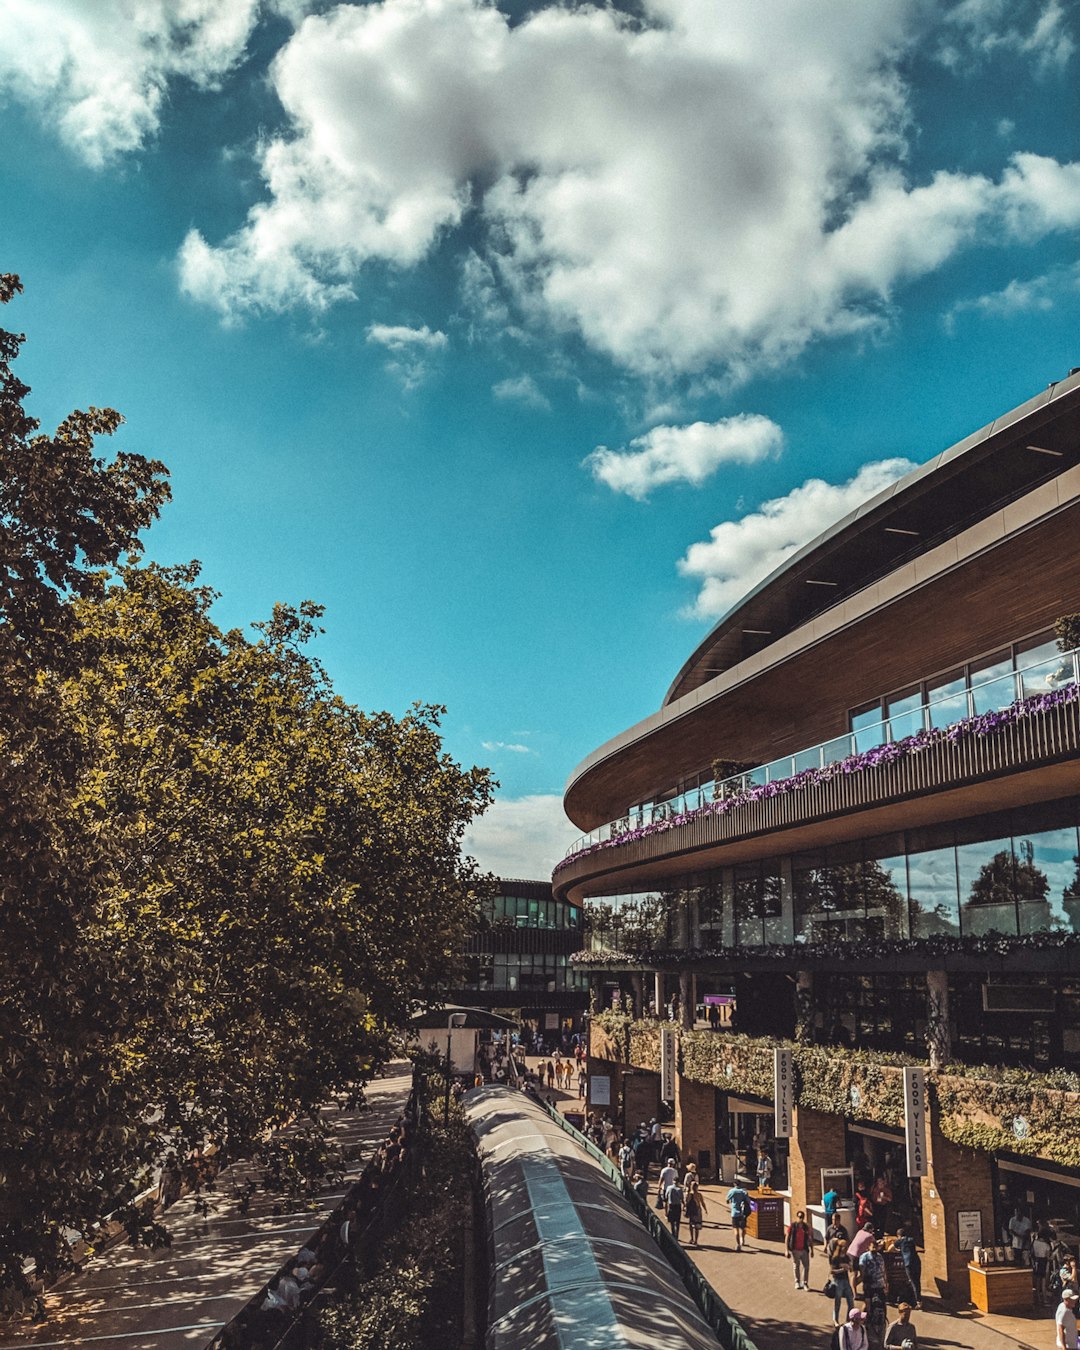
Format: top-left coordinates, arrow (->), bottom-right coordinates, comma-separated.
970,650 -> 1015,714
887,687 -> 925,741
926,670 -> 968,729
907,830 -> 960,937
958,834 -> 1017,937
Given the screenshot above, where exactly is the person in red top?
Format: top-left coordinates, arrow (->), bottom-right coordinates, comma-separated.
786,1209 -> 815,1289
854,1182 -> 873,1230
871,1173 -> 893,1237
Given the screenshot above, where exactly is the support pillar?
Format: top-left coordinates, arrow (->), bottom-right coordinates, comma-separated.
788,1104 -> 847,1220
679,969 -> 693,1029
795,969 -> 815,1045
921,1115 -> 996,1297
630,971 -> 644,1019
654,971 -> 664,1019
926,969 -> 952,1070
675,1070 -> 717,1181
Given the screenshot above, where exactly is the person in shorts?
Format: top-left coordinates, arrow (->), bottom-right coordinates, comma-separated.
726,1178 -> 751,1251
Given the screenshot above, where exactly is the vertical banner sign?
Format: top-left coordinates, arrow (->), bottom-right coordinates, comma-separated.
903,1066 -> 928,1177
660,1027 -> 676,1101
774,1047 -> 793,1138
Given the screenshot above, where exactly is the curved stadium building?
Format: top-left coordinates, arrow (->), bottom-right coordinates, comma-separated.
557,371 -> 1080,1298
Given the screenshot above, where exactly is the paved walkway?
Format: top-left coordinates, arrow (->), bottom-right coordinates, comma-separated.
0,1062 -> 412,1350
677,1183 -> 1051,1350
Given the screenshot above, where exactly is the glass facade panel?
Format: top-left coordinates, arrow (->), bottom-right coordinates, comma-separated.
926,669 -> 968,729
957,831 -> 1017,936
735,863 -> 783,945
1016,636 -> 1069,697
1012,801 -> 1080,934
970,650 -> 1015,713
864,833 -> 909,939
851,700 -> 884,750
907,827 -> 960,937
887,686 -> 925,741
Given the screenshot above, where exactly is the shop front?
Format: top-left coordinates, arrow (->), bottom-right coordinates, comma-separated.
715,1092 -> 790,1191
845,1121 -> 923,1243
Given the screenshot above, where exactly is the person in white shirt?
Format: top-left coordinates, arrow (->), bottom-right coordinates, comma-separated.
657,1161 -> 678,1201
839,1306 -> 869,1350
1008,1206 -> 1032,1254
1056,1290 -> 1079,1350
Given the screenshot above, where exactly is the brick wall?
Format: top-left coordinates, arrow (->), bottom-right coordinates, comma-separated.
921,1121 -> 997,1298
676,1073 -> 718,1180
788,1105 -> 848,1216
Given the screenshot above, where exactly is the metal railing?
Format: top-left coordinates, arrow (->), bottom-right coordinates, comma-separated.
565,646 -> 1080,859
535,1096 -> 757,1350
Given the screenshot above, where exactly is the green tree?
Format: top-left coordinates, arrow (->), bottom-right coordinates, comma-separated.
0,276 -> 492,1285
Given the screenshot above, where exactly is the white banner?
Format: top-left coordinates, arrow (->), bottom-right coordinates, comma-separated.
903,1066 -> 928,1177
660,1026 -> 677,1101
774,1047 -> 793,1138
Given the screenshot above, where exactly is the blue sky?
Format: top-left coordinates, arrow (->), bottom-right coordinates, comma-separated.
2,0 -> 1078,877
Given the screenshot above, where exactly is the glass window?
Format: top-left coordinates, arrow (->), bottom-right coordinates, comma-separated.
851,700 -> 885,750
926,670 -> 968,730
1016,635 -> 1071,697
793,849 -> 832,942
970,650 -> 1015,714
957,829 -> 1017,937
734,863 -> 781,946
864,834 -> 909,940
887,687 -> 925,742
907,827 -> 959,938
1012,802 -> 1080,935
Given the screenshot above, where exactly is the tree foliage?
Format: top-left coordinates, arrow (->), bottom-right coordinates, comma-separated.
0,276 -> 493,1284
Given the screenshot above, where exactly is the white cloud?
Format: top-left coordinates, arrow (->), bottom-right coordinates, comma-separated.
585,414 -> 783,500
492,375 -> 550,411
679,458 -> 916,620
481,740 -> 533,755
364,322 -> 448,387
173,0 -> 1080,381
939,0 -> 1075,70
0,0 -> 261,166
462,794 -> 578,880
944,261 -> 1080,329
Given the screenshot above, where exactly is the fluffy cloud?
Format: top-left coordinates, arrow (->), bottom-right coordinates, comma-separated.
462,794 -> 578,880
481,740 -> 533,755
945,261 -> 1080,329
172,0 -> 1080,381
365,322 -> 447,387
939,0 -> 1074,70
585,415 -> 783,500
0,0 -> 261,166
679,458 -> 916,620
492,375 -> 550,411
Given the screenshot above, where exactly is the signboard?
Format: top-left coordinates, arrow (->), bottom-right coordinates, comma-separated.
590,1074 -> 611,1107
773,1047 -> 793,1138
958,1210 -> 983,1250
660,1026 -> 677,1101
903,1066 -> 928,1177
544,1013 -> 561,1030
821,1166 -> 854,1201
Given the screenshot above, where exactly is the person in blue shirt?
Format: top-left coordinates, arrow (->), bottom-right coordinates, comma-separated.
726,1180 -> 751,1251
824,1187 -> 840,1219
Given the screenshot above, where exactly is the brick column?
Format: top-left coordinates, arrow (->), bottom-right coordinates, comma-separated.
675,1071 -> 717,1180
920,1115 -> 996,1298
788,1104 -> 847,1217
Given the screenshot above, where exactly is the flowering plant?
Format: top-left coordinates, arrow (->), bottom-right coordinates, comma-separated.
555,680 -> 1080,874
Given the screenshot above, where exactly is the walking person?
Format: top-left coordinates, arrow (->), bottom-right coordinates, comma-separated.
786,1208 -> 815,1289
1056,1290 -> 1079,1350
838,1307 -> 869,1350
884,1303 -> 918,1349
665,1178 -> 685,1242
896,1225 -> 922,1307
828,1235 -> 856,1325
683,1163 -> 707,1246
1033,1226 -> 1053,1304
726,1177 -> 751,1251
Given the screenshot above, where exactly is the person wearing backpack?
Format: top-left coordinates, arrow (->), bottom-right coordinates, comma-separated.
785,1208 -> 815,1289
665,1180 -> 685,1241
835,1306 -> 869,1350
683,1164 -> 708,1246
726,1179 -> 751,1251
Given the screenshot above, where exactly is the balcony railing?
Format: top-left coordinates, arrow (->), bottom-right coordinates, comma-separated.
564,646 -> 1080,860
